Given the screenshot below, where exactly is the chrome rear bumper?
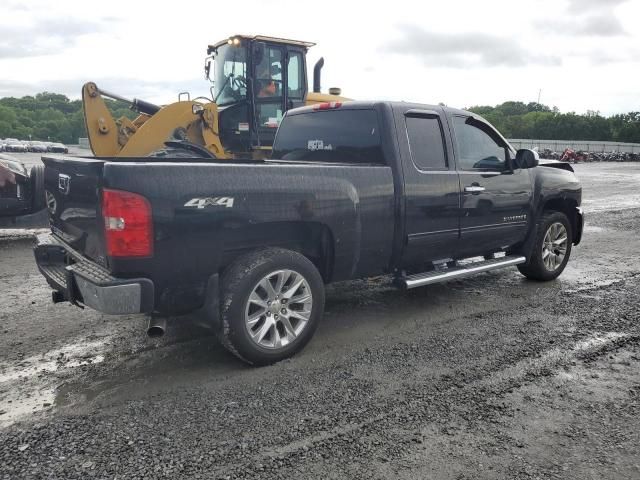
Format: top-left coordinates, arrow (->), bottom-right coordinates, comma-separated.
34,233 -> 154,314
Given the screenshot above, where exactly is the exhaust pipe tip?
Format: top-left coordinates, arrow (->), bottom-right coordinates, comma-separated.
147,317 -> 167,338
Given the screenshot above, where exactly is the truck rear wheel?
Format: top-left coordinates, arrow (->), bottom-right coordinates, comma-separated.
518,211 -> 572,281
216,248 -> 325,365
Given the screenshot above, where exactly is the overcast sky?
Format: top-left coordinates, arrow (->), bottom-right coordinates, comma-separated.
1,0 -> 638,115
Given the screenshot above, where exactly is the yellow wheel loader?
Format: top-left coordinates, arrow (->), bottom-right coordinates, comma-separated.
83,35 -> 348,159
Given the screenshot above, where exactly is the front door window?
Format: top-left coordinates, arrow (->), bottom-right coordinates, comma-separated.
452,116 -> 507,171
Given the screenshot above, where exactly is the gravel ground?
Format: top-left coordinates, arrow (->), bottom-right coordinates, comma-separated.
1,162 -> 639,479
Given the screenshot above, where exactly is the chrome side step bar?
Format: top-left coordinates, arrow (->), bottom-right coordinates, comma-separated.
398,255 -> 526,289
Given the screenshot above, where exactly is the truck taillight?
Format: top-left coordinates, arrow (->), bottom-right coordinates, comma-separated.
102,188 -> 153,257
313,101 -> 342,111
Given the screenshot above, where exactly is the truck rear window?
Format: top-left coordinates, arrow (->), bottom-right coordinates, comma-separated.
272,109 -> 385,165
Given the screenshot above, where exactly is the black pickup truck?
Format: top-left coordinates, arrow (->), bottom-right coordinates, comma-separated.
34,101 -> 583,364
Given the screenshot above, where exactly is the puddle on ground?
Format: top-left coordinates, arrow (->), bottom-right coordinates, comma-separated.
563,277 -> 634,293
480,332 -> 629,388
0,340 -> 106,384
581,195 -> 640,213
0,387 -> 56,428
572,332 -> 627,352
0,339 -> 108,428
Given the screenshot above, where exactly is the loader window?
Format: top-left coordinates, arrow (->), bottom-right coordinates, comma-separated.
255,47 -> 283,98
255,46 -> 284,130
287,52 -> 303,100
272,109 -> 385,165
214,44 -> 248,106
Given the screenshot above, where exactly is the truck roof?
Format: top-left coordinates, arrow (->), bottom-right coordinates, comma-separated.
285,100 -> 514,152
287,100 -> 472,117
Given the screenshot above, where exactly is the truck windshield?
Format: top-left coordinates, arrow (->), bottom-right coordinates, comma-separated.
213,44 -> 248,106
272,109 -> 385,165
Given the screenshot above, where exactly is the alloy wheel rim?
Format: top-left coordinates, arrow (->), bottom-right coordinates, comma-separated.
244,269 -> 313,349
542,222 -> 568,272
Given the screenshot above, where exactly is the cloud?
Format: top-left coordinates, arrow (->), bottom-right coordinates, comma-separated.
535,13 -> 626,36
575,45 -> 640,66
0,77 -> 211,105
0,16 -> 115,59
382,25 -> 562,68
0,0 -> 33,11
537,0 -> 629,36
566,0 -> 630,13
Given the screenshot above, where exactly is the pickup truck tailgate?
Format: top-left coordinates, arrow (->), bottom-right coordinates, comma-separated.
43,156 -> 107,264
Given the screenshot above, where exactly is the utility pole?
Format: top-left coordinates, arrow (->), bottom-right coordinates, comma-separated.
534,89 -> 543,141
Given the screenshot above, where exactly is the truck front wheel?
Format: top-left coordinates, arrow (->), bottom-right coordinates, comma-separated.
216,248 -> 325,365
518,211 -> 573,281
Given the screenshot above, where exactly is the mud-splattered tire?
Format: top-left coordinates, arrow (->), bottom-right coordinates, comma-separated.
216,248 -> 325,366
518,211 -> 572,281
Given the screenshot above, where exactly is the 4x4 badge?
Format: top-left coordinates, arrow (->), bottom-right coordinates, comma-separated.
184,196 -> 234,209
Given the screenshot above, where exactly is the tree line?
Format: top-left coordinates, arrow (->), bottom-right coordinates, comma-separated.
0,92 -> 134,144
467,101 -> 640,143
0,93 -> 638,145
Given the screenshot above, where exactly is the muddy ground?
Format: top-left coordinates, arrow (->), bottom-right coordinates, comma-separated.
1,162 -> 639,479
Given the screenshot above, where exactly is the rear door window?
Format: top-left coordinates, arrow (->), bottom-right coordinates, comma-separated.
272,109 -> 385,164
405,116 -> 447,170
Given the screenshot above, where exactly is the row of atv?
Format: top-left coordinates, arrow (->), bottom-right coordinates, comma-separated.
539,148 -> 640,163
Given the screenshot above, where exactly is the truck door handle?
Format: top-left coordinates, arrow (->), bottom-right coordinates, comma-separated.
464,185 -> 485,193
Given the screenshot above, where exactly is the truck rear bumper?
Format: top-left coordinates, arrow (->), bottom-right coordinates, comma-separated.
33,233 -> 154,314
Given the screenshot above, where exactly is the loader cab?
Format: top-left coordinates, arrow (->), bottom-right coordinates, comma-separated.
207,35 -> 313,155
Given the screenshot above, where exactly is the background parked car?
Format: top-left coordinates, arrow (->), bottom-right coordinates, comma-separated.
47,142 -> 68,153
2,138 -> 17,152
0,153 -> 45,217
28,141 -> 48,153
5,140 -> 28,153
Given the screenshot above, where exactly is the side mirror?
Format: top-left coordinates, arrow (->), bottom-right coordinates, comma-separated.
270,63 -> 282,76
515,149 -> 539,169
204,57 -> 212,81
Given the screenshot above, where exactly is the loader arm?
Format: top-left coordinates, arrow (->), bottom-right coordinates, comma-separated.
82,82 -> 227,158
82,82 -> 122,157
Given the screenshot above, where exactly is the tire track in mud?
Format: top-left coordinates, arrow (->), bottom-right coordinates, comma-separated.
209,281 -> 640,480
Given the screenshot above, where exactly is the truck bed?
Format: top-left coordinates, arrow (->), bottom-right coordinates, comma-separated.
42,154 -> 396,313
